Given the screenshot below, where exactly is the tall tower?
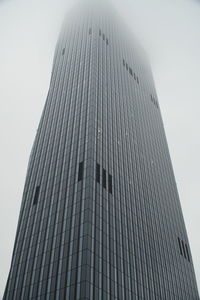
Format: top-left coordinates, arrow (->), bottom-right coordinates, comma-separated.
4,1 -> 199,299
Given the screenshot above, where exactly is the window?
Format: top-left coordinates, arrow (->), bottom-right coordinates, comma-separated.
99,29 -> 101,36
33,186 -> 40,205
103,169 -> 106,189
129,67 -> 133,76
106,38 -> 109,45
123,59 -> 125,66
96,163 -> 100,183
126,63 -> 128,70
136,77 -> 139,84
185,244 -> 190,262
178,237 -> 190,262
178,237 -> 183,255
182,240 -> 187,259
108,174 -> 112,194
89,28 -> 92,35
150,94 -> 159,109
78,161 -> 84,181
62,48 -> 65,55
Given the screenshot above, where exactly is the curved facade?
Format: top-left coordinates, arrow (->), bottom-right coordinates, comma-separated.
4,1 -> 199,299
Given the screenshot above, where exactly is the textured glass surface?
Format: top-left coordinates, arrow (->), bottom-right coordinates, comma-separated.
3,2 -> 199,299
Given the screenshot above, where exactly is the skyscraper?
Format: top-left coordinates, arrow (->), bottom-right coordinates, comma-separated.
3,0 -> 199,299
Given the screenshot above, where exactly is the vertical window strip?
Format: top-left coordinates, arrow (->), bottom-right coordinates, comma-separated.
129,67 -> 133,76
123,59 -> 141,84
89,28 -> 92,35
62,48 -> 65,55
185,244 -> 190,262
178,237 -> 183,256
108,174 -> 112,194
33,186 -> 40,205
96,163 -> 100,183
181,240 -> 187,259
103,169 -> 106,189
78,161 -> 84,181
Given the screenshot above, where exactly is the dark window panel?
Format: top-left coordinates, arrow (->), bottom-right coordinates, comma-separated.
33,186 -> 40,205
78,161 -> 84,181
108,174 -> 112,194
129,67 -> 133,76
62,48 -> 65,55
181,240 -> 187,259
96,163 -> 100,183
103,169 -> 106,189
89,28 -> 92,35
185,244 -> 190,262
178,237 -> 183,256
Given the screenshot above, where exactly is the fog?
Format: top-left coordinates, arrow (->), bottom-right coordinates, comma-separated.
0,0 -> 199,297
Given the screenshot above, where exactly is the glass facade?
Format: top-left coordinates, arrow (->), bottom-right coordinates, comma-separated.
3,2 -> 199,299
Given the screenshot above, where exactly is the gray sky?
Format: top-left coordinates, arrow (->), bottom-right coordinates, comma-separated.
0,0 -> 199,297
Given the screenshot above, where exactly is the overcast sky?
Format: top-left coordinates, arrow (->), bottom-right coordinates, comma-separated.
0,0 -> 199,297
